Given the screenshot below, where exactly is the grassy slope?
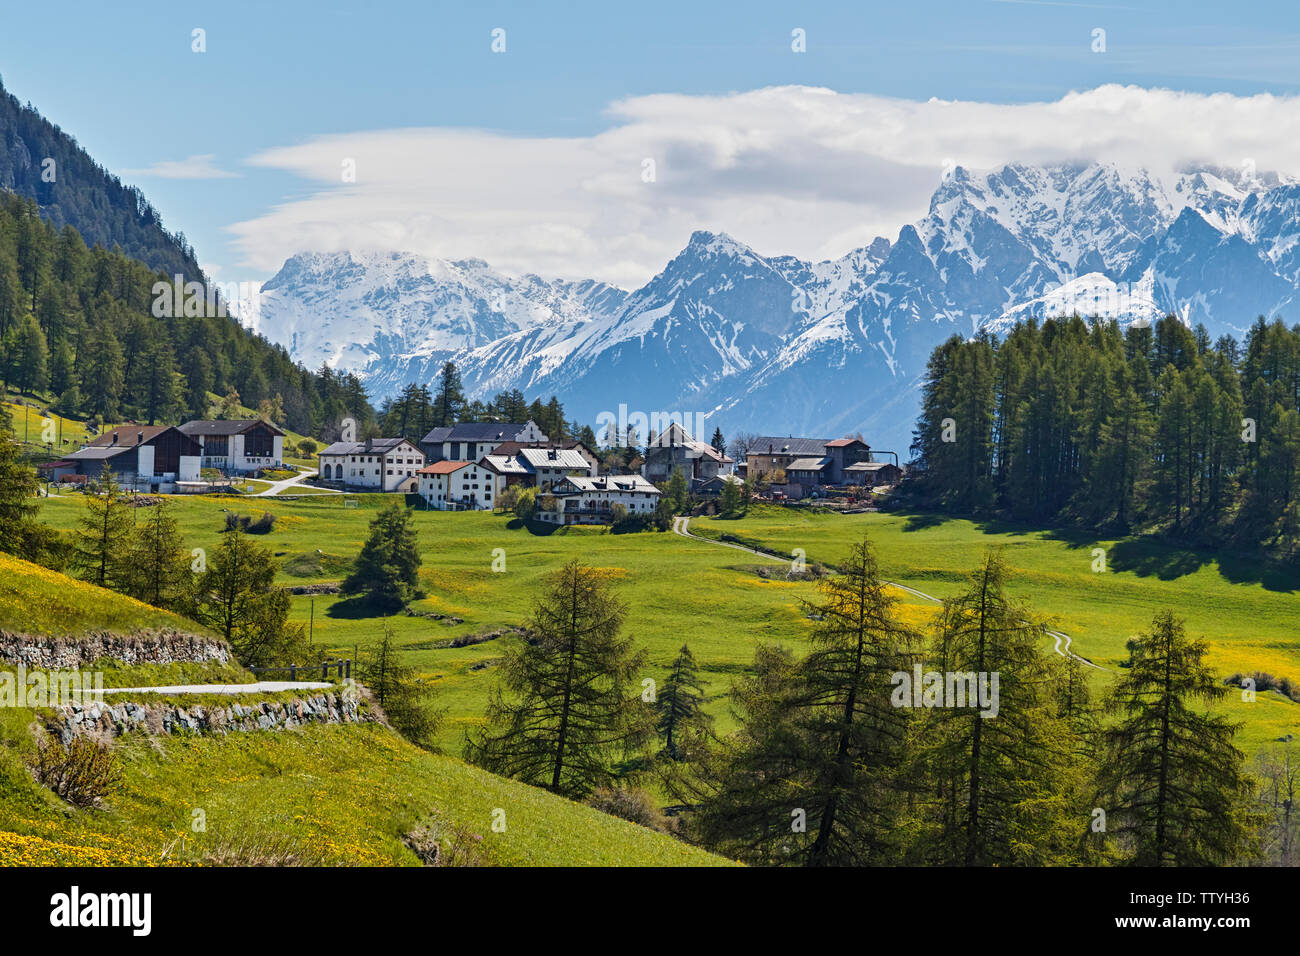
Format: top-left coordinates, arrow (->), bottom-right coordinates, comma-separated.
686,505 -> 1300,752
0,553 -> 727,866
37,494 -> 1300,756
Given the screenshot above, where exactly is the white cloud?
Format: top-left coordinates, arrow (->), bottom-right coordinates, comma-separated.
228,84 -> 1300,288
123,154 -> 237,179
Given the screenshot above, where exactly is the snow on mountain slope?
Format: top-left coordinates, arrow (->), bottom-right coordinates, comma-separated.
252,161 -> 1300,454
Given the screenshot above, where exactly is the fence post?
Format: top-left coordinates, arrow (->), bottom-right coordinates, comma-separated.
345,659 -> 352,680
321,661 -> 328,680
337,658 -> 344,679
290,663 -> 296,681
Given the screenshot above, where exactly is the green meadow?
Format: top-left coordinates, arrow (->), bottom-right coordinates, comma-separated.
35,495 -> 1300,755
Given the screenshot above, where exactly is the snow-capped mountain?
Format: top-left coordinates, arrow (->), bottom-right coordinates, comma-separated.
250,161 -> 1300,455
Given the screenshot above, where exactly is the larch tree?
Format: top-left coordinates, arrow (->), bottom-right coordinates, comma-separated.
1096,609 -> 1260,866
465,560 -> 651,798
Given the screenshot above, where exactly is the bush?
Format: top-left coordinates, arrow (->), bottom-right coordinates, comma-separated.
584,786 -> 676,835
402,815 -> 486,866
31,736 -> 122,807
222,511 -> 276,534
514,487 -> 538,523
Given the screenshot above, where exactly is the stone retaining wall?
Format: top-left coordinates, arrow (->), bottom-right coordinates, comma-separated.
0,629 -> 231,669
51,692 -> 375,743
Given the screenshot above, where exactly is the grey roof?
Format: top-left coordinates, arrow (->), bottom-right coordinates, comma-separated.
179,419 -> 284,437
483,454 -> 530,475
845,461 -> 894,471
63,445 -> 134,461
420,421 -> 538,445
517,447 -> 592,472
318,438 -> 419,456
750,437 -> 831,457
558,475 -> 660,495
787,457 -> 831,471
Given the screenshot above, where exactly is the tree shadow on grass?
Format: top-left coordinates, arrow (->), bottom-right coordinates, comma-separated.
1105,538 -> 1299,593
325,595 -> 403,619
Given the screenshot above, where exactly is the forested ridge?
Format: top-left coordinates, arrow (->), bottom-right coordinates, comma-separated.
0,190 -> 373,438
0,75 -> 202,280
910,313 -> 1300,555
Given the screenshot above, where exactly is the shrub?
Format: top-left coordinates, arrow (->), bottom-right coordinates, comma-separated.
402,815 -> 486,866
585,786 -> 676,834
514,487 -> 538,522
31,736 -> 122,808
222,511 -> 276,534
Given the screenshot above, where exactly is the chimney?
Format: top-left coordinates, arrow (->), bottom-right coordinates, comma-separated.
111,431 -> 118,446
548,449 -> 556,460
137,431 -> 144,444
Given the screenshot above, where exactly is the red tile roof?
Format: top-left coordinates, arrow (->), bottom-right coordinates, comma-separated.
417,460 -> 473,475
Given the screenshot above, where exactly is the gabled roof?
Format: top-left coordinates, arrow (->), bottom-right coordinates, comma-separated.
178,419 -> 286,437
826,437 -> 869,448
645,422 -> 733,463
557,474 -> 661,495
845,461 -> 896,471
483,454 -> 530,475
517,447 -> 592,471
318,438 -> 419,456
418,460 -> 473,475
420,421 -> 542,445
86,425 -> 172,448
750,437 -> 831,457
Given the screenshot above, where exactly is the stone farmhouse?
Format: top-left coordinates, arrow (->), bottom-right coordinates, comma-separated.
743,435 -> 901,497
641,422 -> 733,484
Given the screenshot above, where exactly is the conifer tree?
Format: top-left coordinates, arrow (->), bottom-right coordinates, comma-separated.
655,644 -> 711,761
907,550 -> 1082,866
694,537 -> 919,866
193,527 -> 305,666
341,500 -> 422,609
125,498 -> 192,610
465,560 -> 650,798
361,624 -> 442,749
72,463 -> 134,590
1096,609 -> 1259,866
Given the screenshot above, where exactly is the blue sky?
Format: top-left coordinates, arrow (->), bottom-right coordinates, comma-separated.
4,0 -> 1300,286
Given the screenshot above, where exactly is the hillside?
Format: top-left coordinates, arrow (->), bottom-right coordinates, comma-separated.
0,553 -> 725,866
0,75 -> 201,280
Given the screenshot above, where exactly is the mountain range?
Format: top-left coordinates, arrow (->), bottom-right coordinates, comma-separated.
244,161 -> 1300,454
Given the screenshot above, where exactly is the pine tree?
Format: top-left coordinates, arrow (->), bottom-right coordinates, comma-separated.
655,644 -> 711,760
361,624 -> 442,749
908,551 -> 1082,866
694,538 -> 919,866
0,428 -> 54,562
71,463 -> 134,590
193,528 -> 305,667
341,500 -> 422,609
1096,609 -> 1259,866
9,312 -> 48,396
718,476 -> 743,516
125,499 -> 191,610
711,427 -> 726,456
81,321 -> 125,421
433,361 -> 465,427
465,560 -> 651,797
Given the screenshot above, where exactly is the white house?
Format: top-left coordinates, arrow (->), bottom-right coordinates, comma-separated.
416,459 -> 504,510
177,419 -> 285,474
537,474 -> 662,525
419,420 -> 548,462
516,446 -> 596,490
317,438 -> 425,492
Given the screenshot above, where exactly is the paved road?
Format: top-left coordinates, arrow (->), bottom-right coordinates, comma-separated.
672,516 -> 1103,669
251,469 -> 339,497
90,681 -> 335,695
